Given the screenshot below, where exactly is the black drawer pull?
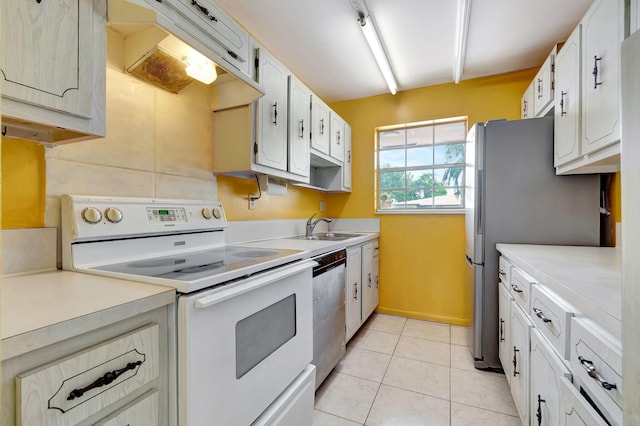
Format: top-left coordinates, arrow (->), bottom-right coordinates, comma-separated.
533,307 -> 552,323
67,361 -> 142,400
511,284 -> 523,293
512,346 -> 519,377
579,356 -> 617,391
536,394 -> 546,425
191,0 -> 218,21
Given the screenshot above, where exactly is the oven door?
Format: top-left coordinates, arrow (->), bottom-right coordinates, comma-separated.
177,260 -> 314,426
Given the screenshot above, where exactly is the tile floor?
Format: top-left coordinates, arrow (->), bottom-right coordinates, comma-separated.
313,314 -> 522,425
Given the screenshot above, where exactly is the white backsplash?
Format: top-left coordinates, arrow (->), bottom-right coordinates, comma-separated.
1,228 -> 57,276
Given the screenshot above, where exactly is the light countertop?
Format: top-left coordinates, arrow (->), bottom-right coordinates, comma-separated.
496,244 -> 621,340
1,270 -> 175,360
234,233 -> 379,257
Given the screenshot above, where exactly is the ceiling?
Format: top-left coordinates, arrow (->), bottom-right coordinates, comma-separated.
215,0 -> 594,103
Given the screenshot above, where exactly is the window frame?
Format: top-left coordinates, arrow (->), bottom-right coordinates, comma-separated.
375,116 -> 468,215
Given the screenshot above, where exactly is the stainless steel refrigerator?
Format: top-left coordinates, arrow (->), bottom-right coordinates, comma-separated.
464,116 -> 600,371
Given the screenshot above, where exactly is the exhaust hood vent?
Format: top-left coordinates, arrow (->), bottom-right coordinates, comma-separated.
127,46 -> 194,93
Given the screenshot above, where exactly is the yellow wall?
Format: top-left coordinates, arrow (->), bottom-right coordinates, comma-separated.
327,69 -> 537,325
217,175 -> 326,220
1,138 -> 45,229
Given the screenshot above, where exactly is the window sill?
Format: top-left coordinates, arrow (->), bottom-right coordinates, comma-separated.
375,209 -> 465,215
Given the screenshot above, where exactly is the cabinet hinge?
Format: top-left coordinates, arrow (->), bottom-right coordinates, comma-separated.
254,142 -> 258,155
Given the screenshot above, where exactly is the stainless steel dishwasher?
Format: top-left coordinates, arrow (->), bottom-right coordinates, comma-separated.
311,248 -> 347,389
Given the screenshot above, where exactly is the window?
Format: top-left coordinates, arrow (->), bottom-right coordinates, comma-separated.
376,117 -> 467,212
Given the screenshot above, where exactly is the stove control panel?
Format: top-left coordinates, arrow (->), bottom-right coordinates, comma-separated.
146,207 -> 187,224
61,195 -> 228,243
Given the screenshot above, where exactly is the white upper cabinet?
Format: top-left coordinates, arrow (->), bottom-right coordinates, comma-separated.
533,46 -> 557,117
172,0 -> 250,74
255,48 -> 290,172
581,0 -> 624,156
521,82 -> 534,119
1,0 -> 106,143
311,96 -> 331,155
288,76 -> 311,178
555,26 -> 582,167
330,112 -> 346,162
632,0 -> 640,35
342,124 -> 353,190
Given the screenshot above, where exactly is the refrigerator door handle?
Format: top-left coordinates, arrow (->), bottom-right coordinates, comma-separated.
476,170 -> 483,235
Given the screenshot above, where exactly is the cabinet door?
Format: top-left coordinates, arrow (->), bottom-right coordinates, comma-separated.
498,283 -> 512,381
255,48 -> 289,171
346,247 -> 362,341
522,82 -> 534,119
581,0 -> 623,155
555,25 -> 582,167
311,96 -> 331,155
531,329 -> 571,426
330,113 -> 346,162
533,49 -> 556,116
361,243 -> 375,320
342,124 -> 353,191
559,377 -> 609,425
510,301 -> 533,426
372,241 -> 379,311
1,0 -> 94,118
288,76 -> 311,177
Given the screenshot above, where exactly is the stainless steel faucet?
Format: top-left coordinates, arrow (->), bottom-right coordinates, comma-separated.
306,212 -> 332,238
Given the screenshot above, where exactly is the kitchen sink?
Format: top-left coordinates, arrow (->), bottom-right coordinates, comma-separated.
288,233 -> 362,241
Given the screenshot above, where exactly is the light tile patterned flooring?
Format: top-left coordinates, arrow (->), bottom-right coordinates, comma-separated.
313,314 -> 522,425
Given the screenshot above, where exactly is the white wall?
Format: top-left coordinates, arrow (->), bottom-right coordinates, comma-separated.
44,28 -> 218,229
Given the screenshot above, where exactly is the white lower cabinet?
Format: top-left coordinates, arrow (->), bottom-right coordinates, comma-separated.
559,377 -> 609,425
346,246 -> 363,341
498,247 -> 621,426
510,300 -> 533,425
1,306 -> 171,426
531,329 -> 571,426
346,240 -> 379,341
498,282 -> 513,380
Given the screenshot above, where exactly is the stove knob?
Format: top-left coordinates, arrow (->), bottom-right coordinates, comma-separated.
212,208 -> 222,219
105,207 -> 123,223
201,208 -> 212,220
81,207 -> 102,224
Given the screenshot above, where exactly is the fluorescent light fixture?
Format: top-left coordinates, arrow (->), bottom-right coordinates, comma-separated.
453,0 -> 471,84
185,51 -> 217,84
359,14 -> 398,95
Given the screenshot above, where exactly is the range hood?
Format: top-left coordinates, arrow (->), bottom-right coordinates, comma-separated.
108,0 -> 264,108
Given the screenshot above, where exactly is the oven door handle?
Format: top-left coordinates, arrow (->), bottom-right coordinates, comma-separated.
194,260 -> 316,309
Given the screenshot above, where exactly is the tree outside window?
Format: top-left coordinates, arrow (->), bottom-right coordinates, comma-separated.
376,118 -> 467,212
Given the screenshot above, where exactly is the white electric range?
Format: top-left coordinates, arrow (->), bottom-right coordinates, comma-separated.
61,195 -> 316,426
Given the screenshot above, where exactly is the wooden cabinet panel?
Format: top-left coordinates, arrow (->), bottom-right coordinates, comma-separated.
531,329 -> 571,426
330,113 -> 345,162
95,391 -> 159,426
533,48 -> 556,116
346,247 -> 362,341
16,324 -> 159,426
255,48 -> 289,171
510,301 -> 532,425
310,96 -> 331,155
555,25 -> 583,167
288,76 -> 311,178
582,0 -> 623,155
498,283 -> 513,380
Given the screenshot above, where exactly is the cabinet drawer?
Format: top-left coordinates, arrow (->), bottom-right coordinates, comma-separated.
95,391 -> 158,425
498,257 -> 513,286
531,285 -> 575,360
559,376 -> 609,425
510,267 -> 535,311
16,324 -> 159,426
570,318 -> 622,425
